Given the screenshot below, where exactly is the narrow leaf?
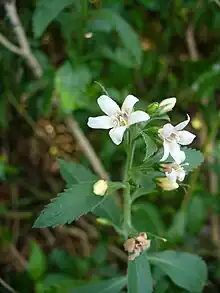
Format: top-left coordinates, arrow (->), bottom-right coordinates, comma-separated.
128,252 -> 153,293
69,277 -> 127,293
27,241 -> 46,280
33,183 -> 103,228
148,251 -> 208,292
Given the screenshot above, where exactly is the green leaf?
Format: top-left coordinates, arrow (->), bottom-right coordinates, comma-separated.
91,9 -> 142,66
33,183 -> 103,228
132,203 -> 165,235
55,62 -> 92,113
187,196 -> 206,233
69,277 -> 127,293
58,159 -> 97,187
40,273 -> 78,292
27,241 -> 46,280
33,0 -> 76,38
167,209 -> 187,242
148,251 -> 208,292
128,252 -> 153,293
141,133 -> 158,161
181,147 -> 204,172
93,196 -> 121,231
101,46 -> 136,68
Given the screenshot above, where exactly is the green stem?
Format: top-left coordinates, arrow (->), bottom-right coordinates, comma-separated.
122,132 -> 136,238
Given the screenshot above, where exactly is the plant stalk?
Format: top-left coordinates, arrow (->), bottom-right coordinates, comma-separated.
122,131 -> 136,238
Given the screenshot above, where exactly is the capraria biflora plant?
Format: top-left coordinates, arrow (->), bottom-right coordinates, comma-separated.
34,91 -> 207,293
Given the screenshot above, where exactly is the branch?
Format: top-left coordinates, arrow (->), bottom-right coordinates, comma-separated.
0,33 -> 24,55
65,116 -> 109,179
3,0 -> 109,180
5,1 -> 42,78
186,23 -> 199,61
212,0 -> 220,8
0,277 -> 17,293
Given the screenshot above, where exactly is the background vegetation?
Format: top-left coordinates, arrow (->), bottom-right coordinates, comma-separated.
0,0 -> 220,292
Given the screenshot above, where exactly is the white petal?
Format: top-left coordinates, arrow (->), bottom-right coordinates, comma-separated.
177,170 -> 185,182
87,116 -> 114,129
109,126 -> 127,145
169,142 -> 185,164
97,95 -> 120,116
160,141 -> 170,161
166,169 -> 177,183
159,123 -> 175,139
178,130 -> 196,145
159,97 -> 176,113
174,114 -> 190,131
128,111 -> 150,125
122,95 -> 139,114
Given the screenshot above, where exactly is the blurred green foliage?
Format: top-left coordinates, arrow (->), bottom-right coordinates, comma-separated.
0,0 -> 220,292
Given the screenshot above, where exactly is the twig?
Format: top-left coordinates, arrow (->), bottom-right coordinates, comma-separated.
56,226 -> 91,257
5,2 -> 42,78
0,277 -> 17,293
65,116 -> 109,179
8,244 -> 27,271
212,0 -> 220,8
186,23 -> 199,61
0,33 -> 24,56
3,1 -> 109,180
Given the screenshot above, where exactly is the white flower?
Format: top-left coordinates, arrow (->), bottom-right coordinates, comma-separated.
162,163 -> 186,184
93,179 -> 108,196
88,95 -> 150,145
158,114 -> 196,164
159,97 -> 176,113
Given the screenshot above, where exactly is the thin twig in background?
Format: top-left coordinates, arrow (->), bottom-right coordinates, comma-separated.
2,1 -> 109,180
212,0 -> 220,8
186,23 -> 199,61
0,277 -> 17,293
0,33 -> 24,56
186,22 -> 220,258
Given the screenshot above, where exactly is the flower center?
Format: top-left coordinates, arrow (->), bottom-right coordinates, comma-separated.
112,111 -> 129,127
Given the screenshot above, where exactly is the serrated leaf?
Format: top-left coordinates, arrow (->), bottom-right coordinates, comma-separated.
182,147 -> 204,172
128,252 -> 153,293
27,241 -> 46,280
33,0 -> 76,38
141,133 -> 158,161
33,183 -> 103,228
58,159 -> 97,187
148,251 -> 208,292
69,277 -> 127,293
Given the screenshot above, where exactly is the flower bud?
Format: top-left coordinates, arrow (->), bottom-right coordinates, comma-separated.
157,177 -> 179,191
159,97 -> 176,114
146,102 -> 159,114
93,180 -> 108,196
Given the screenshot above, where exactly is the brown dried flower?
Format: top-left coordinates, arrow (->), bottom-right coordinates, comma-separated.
124,232 -> 151,261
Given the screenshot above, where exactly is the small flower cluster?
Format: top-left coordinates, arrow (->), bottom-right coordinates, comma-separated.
124,232 -> 151,260
88,94 -> 196,188
158,106 -> 195,189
